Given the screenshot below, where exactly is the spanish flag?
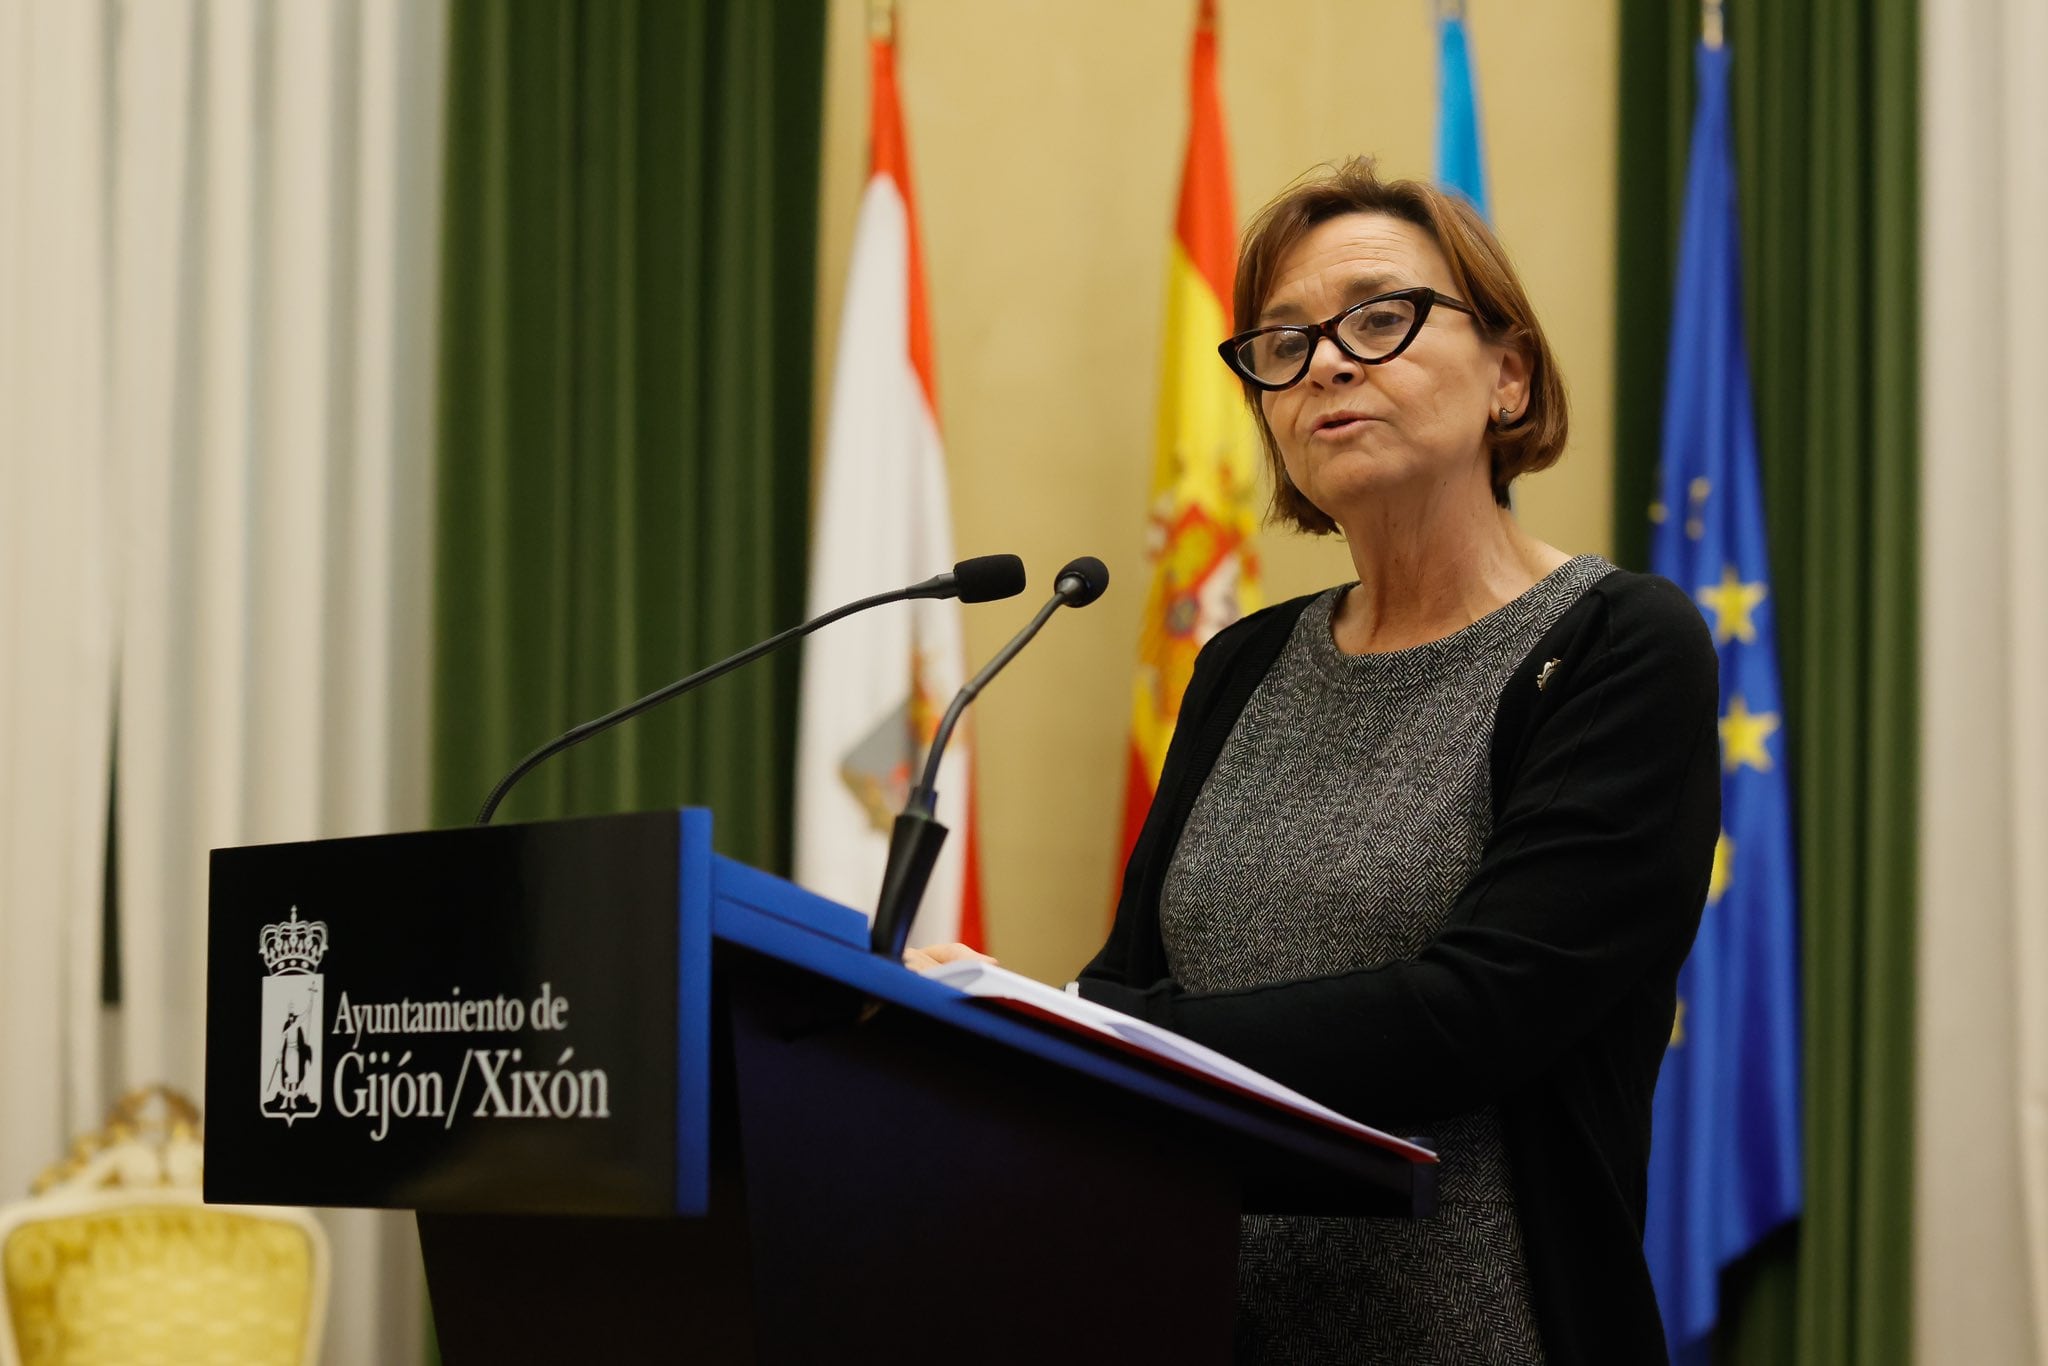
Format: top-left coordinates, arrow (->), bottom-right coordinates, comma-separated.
795,9 -> 983,950
1116,0 -> 1262,868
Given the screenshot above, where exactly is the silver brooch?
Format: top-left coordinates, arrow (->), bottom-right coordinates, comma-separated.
1536,658 -> 1562,692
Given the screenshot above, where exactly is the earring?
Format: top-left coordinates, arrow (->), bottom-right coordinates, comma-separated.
1498,405 -> 1512,423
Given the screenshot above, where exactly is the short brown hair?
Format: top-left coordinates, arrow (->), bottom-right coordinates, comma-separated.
1232,158 -> 1569,531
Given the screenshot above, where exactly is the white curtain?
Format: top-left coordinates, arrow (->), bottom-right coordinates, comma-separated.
0,0 -> 119,1200
1,2 -> 448,1362
1918,0 -> 2048,1359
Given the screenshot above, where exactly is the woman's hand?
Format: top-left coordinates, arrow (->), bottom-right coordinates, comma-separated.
903,942 -> 997,973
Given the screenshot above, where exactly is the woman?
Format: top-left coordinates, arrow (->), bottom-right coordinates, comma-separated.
920,159 -> 1718,1363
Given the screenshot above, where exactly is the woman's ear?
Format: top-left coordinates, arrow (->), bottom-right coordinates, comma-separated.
1493,340 -> 1533,419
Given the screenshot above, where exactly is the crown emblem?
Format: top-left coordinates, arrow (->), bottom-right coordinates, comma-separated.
259,907 -> 329,976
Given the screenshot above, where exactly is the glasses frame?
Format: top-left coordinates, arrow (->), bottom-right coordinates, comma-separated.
1217,286 -> 1478,392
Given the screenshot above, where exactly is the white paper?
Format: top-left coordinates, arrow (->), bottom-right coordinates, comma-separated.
921,959 -> 1432,1159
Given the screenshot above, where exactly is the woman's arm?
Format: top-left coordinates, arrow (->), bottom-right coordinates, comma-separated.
1078,578 -> 1720,1124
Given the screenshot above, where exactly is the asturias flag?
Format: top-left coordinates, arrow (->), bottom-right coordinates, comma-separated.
1116,0 -> 1262,869
1644,39 -> 1803,1362
1435,1 -> 1490,217
795,19 -> 983,950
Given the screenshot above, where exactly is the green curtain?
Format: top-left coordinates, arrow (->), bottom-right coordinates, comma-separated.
430,0 -> 827,874
1613,4 -> 1918,1365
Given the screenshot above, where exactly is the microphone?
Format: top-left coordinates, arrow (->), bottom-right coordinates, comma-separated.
871,555 -> 1110,958
475,554 -> 1027,824
910,556 -> 1029,604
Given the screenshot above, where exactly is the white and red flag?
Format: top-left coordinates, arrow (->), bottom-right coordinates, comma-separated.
794,20 -> 984,949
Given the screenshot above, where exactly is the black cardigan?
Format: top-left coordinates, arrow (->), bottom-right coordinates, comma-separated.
1077,569 -> 1720,1364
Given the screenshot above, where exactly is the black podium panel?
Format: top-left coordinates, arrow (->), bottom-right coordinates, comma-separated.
206,812 -> 686,1214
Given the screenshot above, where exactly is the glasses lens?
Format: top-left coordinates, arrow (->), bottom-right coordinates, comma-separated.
1337,297 -> 1418,361
1238,330 -> 1311,385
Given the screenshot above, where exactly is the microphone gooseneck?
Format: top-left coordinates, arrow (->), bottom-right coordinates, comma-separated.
475,556 -> 1027,825
872,554 -> 1111,958
909,555 -> 1111,809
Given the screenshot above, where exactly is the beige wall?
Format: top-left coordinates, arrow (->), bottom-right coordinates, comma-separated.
816,0 -> 1619,981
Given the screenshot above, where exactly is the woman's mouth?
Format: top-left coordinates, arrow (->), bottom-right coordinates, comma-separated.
1313,413 -> 1373,439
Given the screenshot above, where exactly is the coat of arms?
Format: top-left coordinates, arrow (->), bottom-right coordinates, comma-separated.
258,907 -> 327,1124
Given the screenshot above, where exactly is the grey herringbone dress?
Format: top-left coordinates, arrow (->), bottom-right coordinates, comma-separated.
1159,555 -> 1614,1364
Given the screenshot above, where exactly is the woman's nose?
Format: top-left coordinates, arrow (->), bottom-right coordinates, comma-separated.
1306,333 -> 1358,387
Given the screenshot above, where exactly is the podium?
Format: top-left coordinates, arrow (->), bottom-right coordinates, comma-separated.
205,811 -> 1434,1364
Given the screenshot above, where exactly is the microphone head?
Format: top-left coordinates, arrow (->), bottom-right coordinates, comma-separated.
953,554 -> 1027,603
1053,556 -> 1110,608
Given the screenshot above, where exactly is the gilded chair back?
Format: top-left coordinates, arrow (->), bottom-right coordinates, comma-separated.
0,1088 -> 328,1366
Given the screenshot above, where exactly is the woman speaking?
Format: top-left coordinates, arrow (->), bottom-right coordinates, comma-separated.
921,159 -> 1718,1363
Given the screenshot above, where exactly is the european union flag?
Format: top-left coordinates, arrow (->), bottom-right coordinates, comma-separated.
1434,4 -> 1489,217
1644,40 -> 1803,1363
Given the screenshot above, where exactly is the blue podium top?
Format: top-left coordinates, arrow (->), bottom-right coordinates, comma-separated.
203,808 -> 1429,1220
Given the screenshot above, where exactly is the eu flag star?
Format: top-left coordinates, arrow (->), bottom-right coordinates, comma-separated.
1697,564 -> 1768,644
1707,831 -> 1733,904
1720,695 -> 1780,773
